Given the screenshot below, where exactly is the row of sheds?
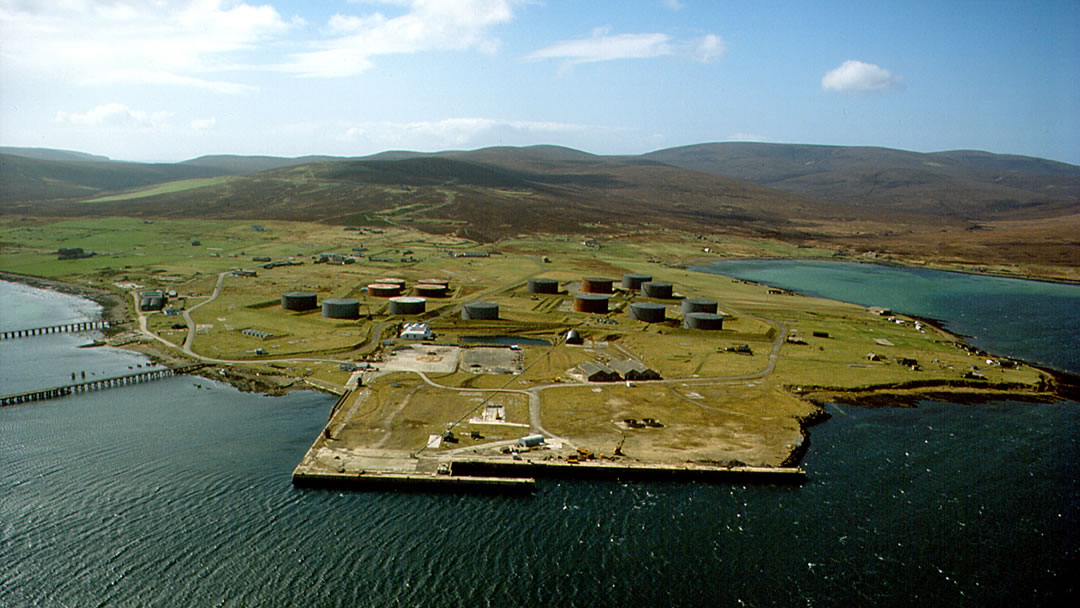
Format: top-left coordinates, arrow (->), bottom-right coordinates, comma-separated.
578,359 -> 661,382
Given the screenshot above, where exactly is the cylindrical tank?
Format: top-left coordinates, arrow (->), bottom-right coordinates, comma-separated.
681,298 -> 718,315
462,301 -> 500,320
376,277 -> 407,287
322,298 -> 360,319
581,277 -> 614,294
414,283 -> 448,298
622,273 -> 652,290
683,312 -> 725,330
368,283 -> 403,297
418,277 -> 449,287
281,291 -> 318,311
641,281 -> 673,299
573,293 -> 609,314
388,296 -> 426,315
629,302 -> 666,323
527,278 -> 559,294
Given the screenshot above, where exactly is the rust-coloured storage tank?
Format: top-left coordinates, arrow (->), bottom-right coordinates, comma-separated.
375,277 -> 407,288
573,293 -> 609,314
581,277 -> 614,294
368,283 -> 403,297
418,277 -> 449,287
414,283 -> 448,298
629,302 -> 666,323
527,278 -> 559,294
641,281 -> 673,299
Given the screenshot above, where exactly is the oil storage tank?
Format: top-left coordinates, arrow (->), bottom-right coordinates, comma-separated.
414,283 -> 448,298
629,302 -> 666,323
462,302 -> 499,320
376,277 -> 407,288
388,296 -> 426,315
527,278 -> 559,294
368,283 -> 403,297
641,281 -> 673,299
573,293 -> 609,314
681,298 -> 718,315
622,273 -> 652,290
282,291 -> 318,311
419,277 -> 449,287
322,298 -> 360,319
581,277 -> 614,294
683,312 -> 725,330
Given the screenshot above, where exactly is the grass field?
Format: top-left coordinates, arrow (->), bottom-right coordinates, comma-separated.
82,177 -> 236,202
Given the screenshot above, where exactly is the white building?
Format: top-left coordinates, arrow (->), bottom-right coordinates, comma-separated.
400,322 -> 433,340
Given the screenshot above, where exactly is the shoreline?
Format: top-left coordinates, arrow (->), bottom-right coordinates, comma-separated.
4,268 -> 1076,484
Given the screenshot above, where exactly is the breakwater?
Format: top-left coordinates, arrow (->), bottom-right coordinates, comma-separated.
1,363 -> 205,406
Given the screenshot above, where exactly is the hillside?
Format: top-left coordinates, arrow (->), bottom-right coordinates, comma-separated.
1,142 -> 1077,275
0,146 -> 110,163
644,143 -> 1080,218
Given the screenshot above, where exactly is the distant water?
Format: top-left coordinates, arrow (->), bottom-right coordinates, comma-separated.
694,260 -> 1080,374
2,275 -> 1078,606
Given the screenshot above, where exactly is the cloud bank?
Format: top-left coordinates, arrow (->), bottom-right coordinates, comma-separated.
526,27 -> 725,68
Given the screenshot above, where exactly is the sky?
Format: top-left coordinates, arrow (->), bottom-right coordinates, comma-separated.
1,0 -> 1078,164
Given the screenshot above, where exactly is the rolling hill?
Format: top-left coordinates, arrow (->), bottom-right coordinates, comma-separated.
1,142 -> 1077,273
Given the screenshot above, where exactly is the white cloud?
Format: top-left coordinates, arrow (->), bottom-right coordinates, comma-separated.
281,0 -> 517,78
191,117 -> 218,130
663,0 -> 686,10
525,27 -> 724,68
821,60 -> 903,93
55,103 -> 172,129
0,0 -> 287,92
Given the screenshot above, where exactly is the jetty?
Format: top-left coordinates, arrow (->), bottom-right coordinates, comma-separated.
1,320 -> 110,340
1,363 -> 206,406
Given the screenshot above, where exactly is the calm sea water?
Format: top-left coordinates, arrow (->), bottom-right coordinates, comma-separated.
2,273 -> 1078,607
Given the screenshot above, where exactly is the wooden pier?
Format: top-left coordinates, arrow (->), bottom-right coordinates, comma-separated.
1,320 -> 110,340
1,364 -> 206,406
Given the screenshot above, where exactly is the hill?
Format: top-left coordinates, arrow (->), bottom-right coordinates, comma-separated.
0,146 -> 111,163
644,143 -> 1080,219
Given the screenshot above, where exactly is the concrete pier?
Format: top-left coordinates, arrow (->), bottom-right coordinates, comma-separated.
1,320 -> 110,340
1,363 -> 205,407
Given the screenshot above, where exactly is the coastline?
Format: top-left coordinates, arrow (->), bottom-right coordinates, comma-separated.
4,267 -> 1075,479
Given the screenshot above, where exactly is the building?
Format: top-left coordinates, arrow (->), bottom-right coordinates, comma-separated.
139,290 -> 166,311
400,323 -> 433,340
577,361 -> 620,382
609,359 -> 661,381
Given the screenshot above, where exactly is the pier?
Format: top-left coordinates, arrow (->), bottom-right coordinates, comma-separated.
1,320 -> 110,340
1,364 -> 206,407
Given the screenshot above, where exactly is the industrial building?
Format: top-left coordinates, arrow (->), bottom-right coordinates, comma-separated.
462,302 -> 500,320
322,298 -> 360,319
281,291 -> 318,311
527,278 -> 559,294
621,273 -> 652,290
388,296 -> 426,315
578,361 -> 620,382
139,290 -> 166,311
628,302 -> 666,323
608,359 -> 662,381
573,293 -> 609,314
581,277 -> 614,294
641,281 -> 674,299
401,323 -> 433,340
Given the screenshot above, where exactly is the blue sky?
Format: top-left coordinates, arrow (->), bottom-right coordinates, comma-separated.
2,0 -> 1077,163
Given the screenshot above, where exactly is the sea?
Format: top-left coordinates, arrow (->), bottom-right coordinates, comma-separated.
1,263 -> 1078,607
